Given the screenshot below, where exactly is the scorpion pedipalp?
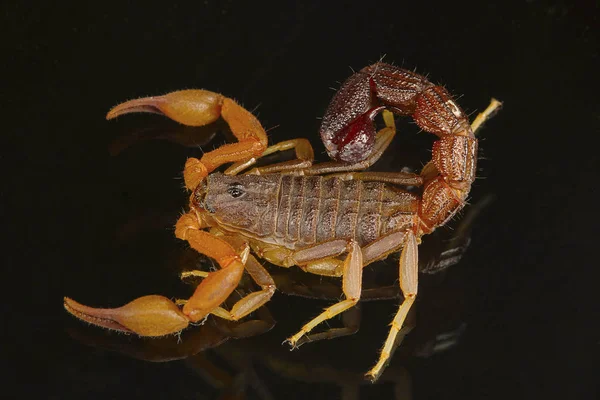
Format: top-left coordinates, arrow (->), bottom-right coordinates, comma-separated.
63,295 -> 189,336
107,89 -> 269,189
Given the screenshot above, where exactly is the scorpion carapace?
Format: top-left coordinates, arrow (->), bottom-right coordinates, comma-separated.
64,63 -> 502,381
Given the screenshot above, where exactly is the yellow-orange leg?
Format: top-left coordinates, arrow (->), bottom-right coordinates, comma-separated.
106,89 -> 269,190
226,138 -> 315,176
471,98 -> 503,134
285,240 -> 363,347
365,231 -> 418,381
207,254 -> 275,321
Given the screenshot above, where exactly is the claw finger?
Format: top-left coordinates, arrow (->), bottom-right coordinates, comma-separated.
64,295 -> 189,337
106,90 -> 224,127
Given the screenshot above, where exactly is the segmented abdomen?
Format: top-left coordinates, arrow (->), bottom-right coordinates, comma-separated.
273,176 -> 418,250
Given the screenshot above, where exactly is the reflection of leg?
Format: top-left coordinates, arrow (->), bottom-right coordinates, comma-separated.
271,268 -> 345,300
366,231 -> 418,381
274,271 -> 403,301
217,300 -> 276,339
391,367 -> 413,400
421,193 -> 494,274
286,240 -> 363,347
295,305 -> 361,347
361,285 -> 401,301
445,193 -> 493,251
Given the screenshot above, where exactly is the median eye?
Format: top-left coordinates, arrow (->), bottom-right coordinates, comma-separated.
227,183 -> 245,198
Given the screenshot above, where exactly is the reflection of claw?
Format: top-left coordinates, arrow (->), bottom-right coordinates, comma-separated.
108,124 -> 219,156
66,317 -> 230,363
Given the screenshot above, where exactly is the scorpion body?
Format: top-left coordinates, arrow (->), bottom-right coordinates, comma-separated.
64,62 -> 501,381
196,172 -> 418,262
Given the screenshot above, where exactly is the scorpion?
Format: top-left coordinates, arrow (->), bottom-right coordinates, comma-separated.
64,62 -> 501,380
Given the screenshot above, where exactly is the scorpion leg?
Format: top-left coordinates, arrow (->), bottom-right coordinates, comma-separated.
325,171 -> 423,187
179,233 -> 277,323
303,111 -> 423,186
295,306 -> 362,347
253,237 -> 371,346
106,90 -> 268,190
270,252 -> 363,346
227,138 -> 315,176
285,240 -> 363,348
471,98 -> 503,134
180,270 -> 209,279
208,254 -> 276,322
299,258 -> 344,277
366,231 -> 418,381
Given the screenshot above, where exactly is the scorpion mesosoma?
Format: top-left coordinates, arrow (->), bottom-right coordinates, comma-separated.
64,62 -> 501,380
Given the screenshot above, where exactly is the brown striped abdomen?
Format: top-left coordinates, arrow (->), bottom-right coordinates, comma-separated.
272,175 -> 419,250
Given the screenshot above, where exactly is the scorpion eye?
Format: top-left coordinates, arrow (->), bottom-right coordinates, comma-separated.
227,183 -> 245,198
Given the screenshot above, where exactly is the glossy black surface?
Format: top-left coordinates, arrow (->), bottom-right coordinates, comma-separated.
6,2 -> 597,399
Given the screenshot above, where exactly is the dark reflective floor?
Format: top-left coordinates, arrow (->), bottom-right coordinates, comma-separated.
6,2 -> 597,399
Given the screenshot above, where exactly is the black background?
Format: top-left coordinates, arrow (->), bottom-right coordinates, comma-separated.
5,1 -> 597,399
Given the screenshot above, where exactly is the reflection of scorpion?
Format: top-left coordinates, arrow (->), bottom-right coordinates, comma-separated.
64,62 -> 501,380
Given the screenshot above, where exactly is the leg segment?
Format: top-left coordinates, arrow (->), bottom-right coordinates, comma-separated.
209,254 -> 276,321
299,258 -> 344,277
325,171 -> 423,187
256,238 -> 349,269
285,240 -> 363,347
174,213 -> 251,323
471,98 -> 503,134
179,233 -> 277,322
226,138 -> 315,176
366,231 -> 418,381
294,305 -> 361,347
229,110 -> 410,179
